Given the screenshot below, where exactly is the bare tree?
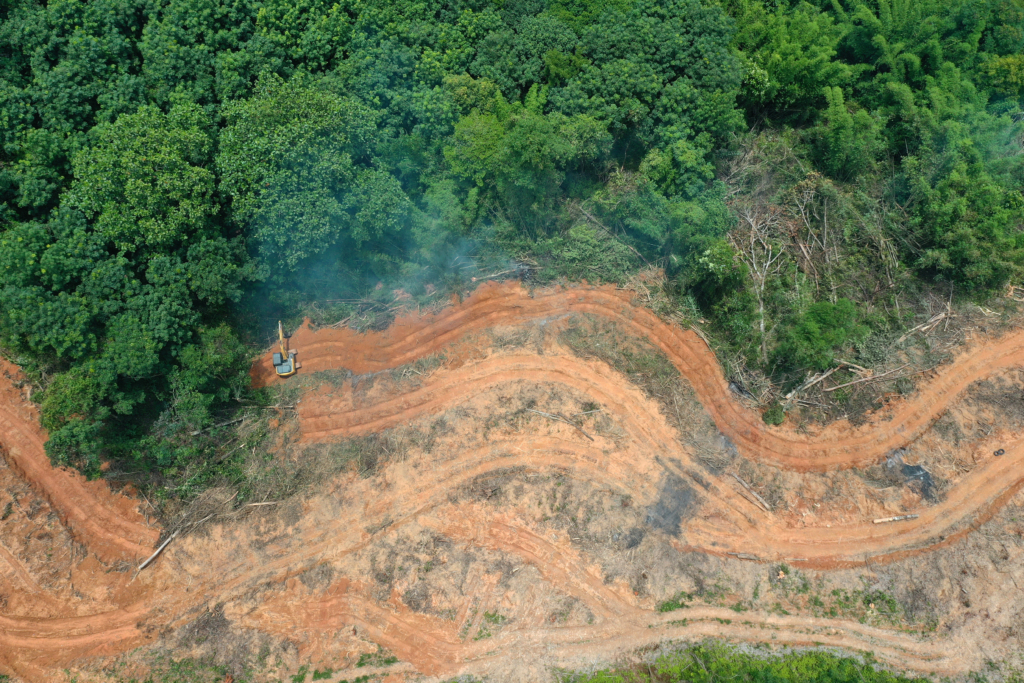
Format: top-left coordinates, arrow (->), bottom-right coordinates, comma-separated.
729,201 -> 787,364
790,174 -> 842,299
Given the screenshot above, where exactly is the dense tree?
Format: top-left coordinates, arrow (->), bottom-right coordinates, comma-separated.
728,0 -> 851,119
218,74 -> 409,271
0,0 -> 1020,472
68,101 -> 217,251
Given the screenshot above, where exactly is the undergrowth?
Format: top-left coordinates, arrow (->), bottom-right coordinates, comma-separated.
115,655 -> 241,683
557,642 -> 926,683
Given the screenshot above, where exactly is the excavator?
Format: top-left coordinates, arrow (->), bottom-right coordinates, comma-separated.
273,321 -> 299,377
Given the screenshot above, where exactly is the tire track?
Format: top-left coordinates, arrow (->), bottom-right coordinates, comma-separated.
296,350 -> 1024,567
0,426 -> 991,677
249,505 -> 959,678
2,282 -> 1021,678
0,606 -> 148,678
0,361 -> 158,563
258,281 -> 1024,471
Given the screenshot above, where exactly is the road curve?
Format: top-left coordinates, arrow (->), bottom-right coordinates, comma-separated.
0,360 -> 158,563
254,281 -> 1024,472
0,282 -> 1020,679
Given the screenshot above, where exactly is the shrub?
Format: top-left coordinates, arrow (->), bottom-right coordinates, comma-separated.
775,299 -> 867,373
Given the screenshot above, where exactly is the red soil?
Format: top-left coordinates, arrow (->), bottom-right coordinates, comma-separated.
2,281 -> 1023,680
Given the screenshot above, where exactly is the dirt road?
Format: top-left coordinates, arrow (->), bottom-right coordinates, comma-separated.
254,281 -> 1024,472
0,360 -> 157,562
295,350 -> 1024,567
1,282 -> 1023,680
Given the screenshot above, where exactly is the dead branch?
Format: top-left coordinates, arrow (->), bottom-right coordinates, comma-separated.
729,202 -> 787,364
137,530 -> 179,571
526,409 -> 595,441
727,552 -> 760,561
836,360 -> 871,375
191,417 -> 244,437
823,364 -> 909,392
733,485 -> 769,512
328,316 -> 352,329
731,473 -> 772,512
896,312 -> 946,343
690,325 -> 714,350
785,365 -> 842,400
873,514 -> 919,524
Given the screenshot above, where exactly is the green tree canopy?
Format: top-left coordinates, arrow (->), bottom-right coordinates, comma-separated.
218,74 -> 410,270
67,100 -> 217,252
0,0 -> 1020,481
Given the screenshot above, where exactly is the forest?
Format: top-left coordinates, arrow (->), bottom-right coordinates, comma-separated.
0,0 -> 1022,479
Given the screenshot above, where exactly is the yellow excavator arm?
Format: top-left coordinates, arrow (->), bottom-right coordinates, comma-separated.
273,321 -> 298,377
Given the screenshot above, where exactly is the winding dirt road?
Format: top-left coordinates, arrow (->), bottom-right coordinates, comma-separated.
294,350 -> 1024,567
2,282 -> 1023,680
0,360 -> 157,563
254,282 -> 1024,472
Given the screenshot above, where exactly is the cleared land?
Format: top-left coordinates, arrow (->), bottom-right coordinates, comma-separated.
2,282 -> 1024,681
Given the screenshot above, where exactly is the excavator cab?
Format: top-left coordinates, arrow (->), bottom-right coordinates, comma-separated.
273,321 -> 298,377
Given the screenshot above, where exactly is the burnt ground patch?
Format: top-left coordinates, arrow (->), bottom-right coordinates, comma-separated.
645,473 -> 696,537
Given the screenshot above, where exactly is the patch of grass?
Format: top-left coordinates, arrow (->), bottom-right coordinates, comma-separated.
559,317 -> 679,402
769,564 -> 810,596
118,655 -> 239,683
473,611 -> 508,640
490,327 -> 535,350
355,647 -> 398,668
698,581 -> 730,603
311,668 -> 334,681
459,604 -> 478,640
387,351 -> 448,384
557,642 -> 928,682
762,402 -> 785,425
658,591 -> 693,612
825,586 -> 903,626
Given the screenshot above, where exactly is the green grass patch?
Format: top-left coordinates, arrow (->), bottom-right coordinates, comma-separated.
557,642 -> 927,682
658,591 -> 693,612
355,647 -> 398,668
473,612 -> 508,641
116,655 -> 239,683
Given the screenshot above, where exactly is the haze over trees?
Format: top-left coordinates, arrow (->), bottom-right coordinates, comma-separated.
0,0 -> 1021,474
